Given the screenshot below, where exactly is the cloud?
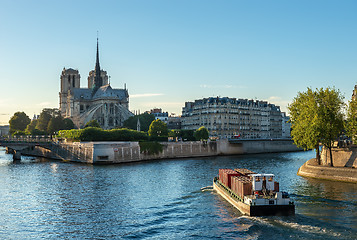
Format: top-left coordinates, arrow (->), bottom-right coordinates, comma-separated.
0,113 -> 9,116
267,96 -> 290,113
268,96 -> 281,101
200,84 -> 245,89
130,93 -> 164,98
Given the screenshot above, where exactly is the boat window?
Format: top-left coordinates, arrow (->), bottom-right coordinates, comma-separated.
268,177 -> 273,182
255,177 -> 260,182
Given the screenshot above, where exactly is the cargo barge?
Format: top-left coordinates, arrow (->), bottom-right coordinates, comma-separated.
213,168 -> 295,216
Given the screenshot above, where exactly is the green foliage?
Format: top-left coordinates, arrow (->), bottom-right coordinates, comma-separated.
63,118 -> 75,130
85,120 -> 101,128
288,87 -> 345,165
31,129 -> 47,136
9,112 -> 31,134
79,127 -> 106,141
148,119 -> 168,137
25,119 -> 38,135
13,130 -> 26,136
315,88 -> 344,149
194,126 -> 209,141
288,88 -> 320,151
123,113 -> 155,132
139,141 -> 163,155
36,108 -> 60,133
58,129 -> 82,141
47,116 -> 65,134
25,119 -> 47,135
167,129 -> 195,141
346,99 -> 357,143
58,127 -> 148,142
180,130 -> 195,141
168,130 -> 180,138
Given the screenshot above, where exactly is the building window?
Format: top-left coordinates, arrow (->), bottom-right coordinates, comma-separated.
72,75 -> 75,87
110,103 -> 114,114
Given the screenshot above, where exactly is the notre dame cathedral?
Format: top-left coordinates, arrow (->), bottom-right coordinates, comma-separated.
59,39 -> 133,129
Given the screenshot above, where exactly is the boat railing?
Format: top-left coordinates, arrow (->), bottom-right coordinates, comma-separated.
215,178 -> 245,203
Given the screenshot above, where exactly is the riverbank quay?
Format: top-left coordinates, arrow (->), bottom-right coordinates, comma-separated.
297,159 -> 357,183
297,146 -> 357,183
14,139 -> 301,164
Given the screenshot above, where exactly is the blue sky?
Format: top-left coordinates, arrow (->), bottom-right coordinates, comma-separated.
0,0 -> 356,124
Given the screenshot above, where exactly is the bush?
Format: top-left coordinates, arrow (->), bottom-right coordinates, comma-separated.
31,129 -> 47,136
149,136 -> 168,142
139,141 -> 163,155
194,126 -> 209,141
58,127 -> 148,142
58,129 -> 82,141
13,130 -> 26,136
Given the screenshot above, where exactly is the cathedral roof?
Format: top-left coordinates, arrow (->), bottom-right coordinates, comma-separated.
72,88 -> 92,100
71,85 -> 127,101
92,84 -> 127,100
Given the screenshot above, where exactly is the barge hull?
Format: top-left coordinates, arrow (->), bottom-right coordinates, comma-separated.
213,179 -> 294,216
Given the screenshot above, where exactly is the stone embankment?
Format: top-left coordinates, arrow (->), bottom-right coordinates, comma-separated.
297,158 -> 357,183
298,146 -> 357,183
19,139 -> 300,164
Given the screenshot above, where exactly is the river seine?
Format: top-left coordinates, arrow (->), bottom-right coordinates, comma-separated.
0,147 -> 356,239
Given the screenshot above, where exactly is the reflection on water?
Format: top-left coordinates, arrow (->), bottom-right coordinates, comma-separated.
0,147 -> 356,239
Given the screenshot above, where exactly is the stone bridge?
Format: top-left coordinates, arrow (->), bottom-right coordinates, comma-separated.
0,136 -> 52,160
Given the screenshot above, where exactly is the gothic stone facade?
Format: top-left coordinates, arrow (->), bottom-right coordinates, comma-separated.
59,40 -> 133,129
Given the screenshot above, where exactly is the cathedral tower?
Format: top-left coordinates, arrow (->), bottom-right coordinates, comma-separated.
59,68 -> 80,116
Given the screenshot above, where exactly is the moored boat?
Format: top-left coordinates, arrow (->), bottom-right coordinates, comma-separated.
213,168 -> 295,216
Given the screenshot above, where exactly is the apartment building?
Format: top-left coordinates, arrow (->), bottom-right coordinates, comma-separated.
181,97 -> 283,139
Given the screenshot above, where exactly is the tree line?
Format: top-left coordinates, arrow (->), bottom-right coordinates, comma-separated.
8,109 -> 210,142
9,109 -> 75,135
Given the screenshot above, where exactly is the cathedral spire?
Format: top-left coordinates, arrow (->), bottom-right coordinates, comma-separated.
93,37 -> 103,94
95,37 -> 101,74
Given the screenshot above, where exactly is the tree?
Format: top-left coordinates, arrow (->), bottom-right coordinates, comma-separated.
315,88 -> 344,166
346,98 -> 357,144
63,118 -> 75,130
289,88 -> 321,162
85,119 -> 101,128
25,119 -> 38,135
194,126 -> 209,141
180,130 -> 195,141
123,113 -> 155,132
47,116 -> 65,134
148,119 -> 168,137
36,108 -> 61,133
288,87 -> 344,166
9,112 -> 31,134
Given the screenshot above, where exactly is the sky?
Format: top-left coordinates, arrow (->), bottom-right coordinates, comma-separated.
0,0 -> 356,125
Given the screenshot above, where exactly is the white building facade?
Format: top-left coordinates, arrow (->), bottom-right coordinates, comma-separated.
181,97 -> 283,139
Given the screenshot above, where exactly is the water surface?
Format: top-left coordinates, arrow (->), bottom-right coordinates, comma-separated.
0,148 -> 356,239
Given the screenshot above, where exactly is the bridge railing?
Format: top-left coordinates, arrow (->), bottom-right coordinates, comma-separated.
0,135 -> 53,143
